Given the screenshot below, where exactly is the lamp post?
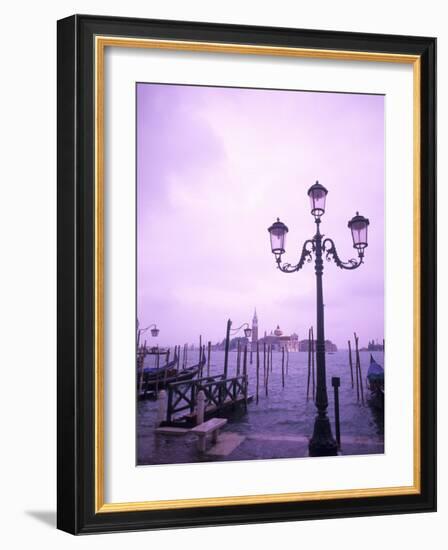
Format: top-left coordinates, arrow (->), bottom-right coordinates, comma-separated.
136,320 -> 160,350
230,323 -> 252,339
223,320 -> 252,378
268,181 -> 369,456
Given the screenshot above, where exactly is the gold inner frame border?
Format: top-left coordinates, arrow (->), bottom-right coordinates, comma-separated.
94,35 -> 421,513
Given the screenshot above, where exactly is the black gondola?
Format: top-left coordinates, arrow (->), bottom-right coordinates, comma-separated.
138,352 -> 206,399
366,354 -> 384,410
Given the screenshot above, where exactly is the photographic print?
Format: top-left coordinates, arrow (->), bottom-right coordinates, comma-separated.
58,16 -> 436,533
136,82 -> 385,465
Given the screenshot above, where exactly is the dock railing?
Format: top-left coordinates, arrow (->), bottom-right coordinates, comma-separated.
165,374 -> 248,424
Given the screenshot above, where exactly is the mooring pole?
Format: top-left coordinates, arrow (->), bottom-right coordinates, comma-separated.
243,344 -> 248,410
236,339 -> 241,375
265,345 -> 270,396
223,319 -> 231,379
207,341 -> 211,377
331,376 -> 341,449
256,340 -> 260,404
201,345 -> 206,378
354,333 -> 364,404
281,346 -> 285,388
306,327 -> 311,401
263,341 -> 266,385
155,346 -> 160,397
348,339 -> 354,388
196,390 -> 205,426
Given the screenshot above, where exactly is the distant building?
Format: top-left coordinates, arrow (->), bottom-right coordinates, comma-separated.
258,325 -> 299,352
366,339 -> 384,351
298,339 -> 338,352
251,308 -> 258,352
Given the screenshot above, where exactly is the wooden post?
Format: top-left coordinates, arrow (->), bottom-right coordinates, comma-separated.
354,334 -> 360,401
155,347 -> 160,397
199,335 -> 202,365
256,341 -> 260,404
265,345 -> 270,396
306,328 -> 311,401
243,344 -> 248,378
266,344 -> 270,377
224,319 -> 231,379
202,344 -> 206,375
281,346 -> 285,388
138,342 -> 146,397
156,390 -> 167,426
354,333 -> 364,404
196,390 -> 205,426
207,341 -> 211,377
348,340 -> 354,389
286,347 -> 289,375
270,345 -> 273,372
198,345 -> 205,378
243,344 -> 248,410
163,348 -> 170,386
236,339 -> 241,375
166,387 -> 173,424
185,344 -> 188,368
263,341 -> 266,386
250,348 -> 253,365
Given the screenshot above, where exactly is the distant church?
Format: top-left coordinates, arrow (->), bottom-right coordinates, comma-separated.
251,309 -> 299,352
251,309 -> 259,352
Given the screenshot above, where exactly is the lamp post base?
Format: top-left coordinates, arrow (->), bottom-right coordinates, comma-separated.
308,415 -> 338,457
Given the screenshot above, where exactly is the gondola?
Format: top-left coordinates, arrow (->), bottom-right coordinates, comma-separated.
366,354 -> 384,410
138,352 -> 206,399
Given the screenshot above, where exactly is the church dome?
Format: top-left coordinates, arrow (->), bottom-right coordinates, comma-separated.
274,325 -> 283,337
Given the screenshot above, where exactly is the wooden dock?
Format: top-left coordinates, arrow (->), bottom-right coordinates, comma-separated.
161,374 -> 252,427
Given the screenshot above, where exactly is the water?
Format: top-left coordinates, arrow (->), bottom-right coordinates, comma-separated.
137,350 -> 384,465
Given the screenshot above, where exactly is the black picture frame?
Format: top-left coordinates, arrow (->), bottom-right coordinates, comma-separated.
57,14 -> 436,534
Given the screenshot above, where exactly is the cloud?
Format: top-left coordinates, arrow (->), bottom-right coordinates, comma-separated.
137,84 -> 384,348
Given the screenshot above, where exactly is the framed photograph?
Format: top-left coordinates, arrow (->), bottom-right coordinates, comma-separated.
57,14 -> 436,534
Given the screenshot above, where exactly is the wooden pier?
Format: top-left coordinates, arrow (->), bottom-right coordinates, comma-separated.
162,374 -> 252,427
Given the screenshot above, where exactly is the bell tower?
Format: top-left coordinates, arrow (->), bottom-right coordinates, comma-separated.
251,308 -> 258,351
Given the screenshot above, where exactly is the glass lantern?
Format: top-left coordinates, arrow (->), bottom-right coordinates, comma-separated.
307,181 -> 328,217
348,212 -> 369,250
268,218 -> 289,255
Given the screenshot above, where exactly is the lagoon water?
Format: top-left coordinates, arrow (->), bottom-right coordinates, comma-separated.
137,350 -> 384,465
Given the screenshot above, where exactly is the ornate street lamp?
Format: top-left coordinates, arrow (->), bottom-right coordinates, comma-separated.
223,320 -> 252,378
268,181 -> 369,457
136,320 -> 160,350
231,322 -> 252,339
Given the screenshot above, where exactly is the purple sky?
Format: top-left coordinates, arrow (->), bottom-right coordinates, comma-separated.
137,83 -> 384,348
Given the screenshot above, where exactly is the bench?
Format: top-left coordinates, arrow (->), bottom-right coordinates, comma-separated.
190,417 -> 228,452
